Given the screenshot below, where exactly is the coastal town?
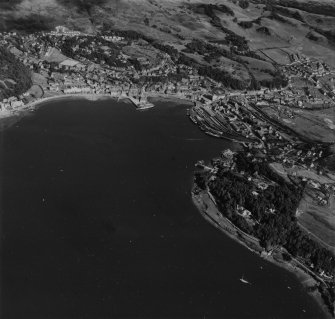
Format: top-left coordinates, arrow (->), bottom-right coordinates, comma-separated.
1,26 -> 335,116
0,26 -> 212,112
1,25 -> 335,316
1,26 -> 334,120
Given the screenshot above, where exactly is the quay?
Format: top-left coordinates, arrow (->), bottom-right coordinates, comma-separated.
119,95 -> 155,110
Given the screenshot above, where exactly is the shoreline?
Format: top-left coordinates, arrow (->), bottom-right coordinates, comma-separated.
1,92 -> 194,118
0,92 -> 193,130
191,188 -> 333,319
0,94 -> 117,131
0,93 -> 114,117
148,93 -> 194,105
2,90 -> 331,316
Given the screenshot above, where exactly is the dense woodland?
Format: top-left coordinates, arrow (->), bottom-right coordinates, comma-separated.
195,152 -> 335,312
0,47 -> 32,100
196,153 -> 335,276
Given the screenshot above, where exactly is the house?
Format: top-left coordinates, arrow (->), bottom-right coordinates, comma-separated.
11,100 -> 24,108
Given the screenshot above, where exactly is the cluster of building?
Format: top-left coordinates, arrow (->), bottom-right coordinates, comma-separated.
0,28 -> 334,148
0,27 -> 225,113
0,96 -> 24,111
1,27 -> 333,167
284,58 -> 335,106
187,54 -> 335,245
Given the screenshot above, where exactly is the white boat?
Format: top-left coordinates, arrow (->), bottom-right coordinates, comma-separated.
240,275 -> 250,284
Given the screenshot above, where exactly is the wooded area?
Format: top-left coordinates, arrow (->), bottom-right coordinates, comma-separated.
0,47 -> 32,100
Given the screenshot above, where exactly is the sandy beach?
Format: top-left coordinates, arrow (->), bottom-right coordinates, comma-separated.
0,92 -> 194,134
25,93 -> 116,110
0,94 -> 119,131
0,94 -> 114,118
0,92 -> 193,122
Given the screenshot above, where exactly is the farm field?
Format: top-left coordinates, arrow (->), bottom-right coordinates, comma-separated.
298,193 -> 335,253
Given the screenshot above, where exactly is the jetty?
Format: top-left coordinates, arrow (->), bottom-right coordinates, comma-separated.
121,95 -> 154,110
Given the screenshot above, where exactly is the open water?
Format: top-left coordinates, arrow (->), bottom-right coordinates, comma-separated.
0,98 -> 325,318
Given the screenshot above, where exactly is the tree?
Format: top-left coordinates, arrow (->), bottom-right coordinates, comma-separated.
194,172 -> 207,190
239,0 -> 249,9
0,47 -> 32,100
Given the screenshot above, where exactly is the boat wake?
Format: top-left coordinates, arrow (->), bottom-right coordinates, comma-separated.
240,275 -> 251,285
185,138 -> 204,141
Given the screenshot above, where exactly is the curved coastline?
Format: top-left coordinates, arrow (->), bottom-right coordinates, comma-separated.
0,92 -> 331,317
0,93 -> 110,117
191,186 -> 333,319
17,93 -> 117,112
0,92 -> 194,129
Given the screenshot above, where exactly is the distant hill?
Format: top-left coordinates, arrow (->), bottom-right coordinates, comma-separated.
1,0 -> 334,79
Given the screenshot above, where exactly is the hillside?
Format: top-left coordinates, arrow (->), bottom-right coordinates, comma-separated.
0,0 -> 335,67
0,47 -> 32,100
268,0 -> 335,17
0,0 -> 334,98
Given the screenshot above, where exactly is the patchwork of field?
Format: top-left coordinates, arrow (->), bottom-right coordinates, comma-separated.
260,48 -> 292,65
298,193 -> 335,252
270,162 -> 335,185
291,108 -> 335,143
270,161 -> 335,251
264,105 -> 335,144
1,0 -> 335,66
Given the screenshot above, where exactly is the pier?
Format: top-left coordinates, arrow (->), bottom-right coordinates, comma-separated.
119,94 -> 154,110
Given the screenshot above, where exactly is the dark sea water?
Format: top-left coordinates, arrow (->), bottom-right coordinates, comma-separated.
0,99 -> 325,319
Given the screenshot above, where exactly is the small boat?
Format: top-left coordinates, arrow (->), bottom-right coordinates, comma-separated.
240,275 -> 250,284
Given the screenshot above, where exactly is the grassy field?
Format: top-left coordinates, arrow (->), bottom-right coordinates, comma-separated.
122,44 -> 161,67
261,48 -> 291,65
289,108 -> 335,143
263,104 -> 335,144
43,47 -> 68,63
241,56 -> 276,82
270,161 -> 335,251
210,56 -> 250,83
298,192 -> 335,252
270,162 -> 335,185
1,0 -> 334,66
